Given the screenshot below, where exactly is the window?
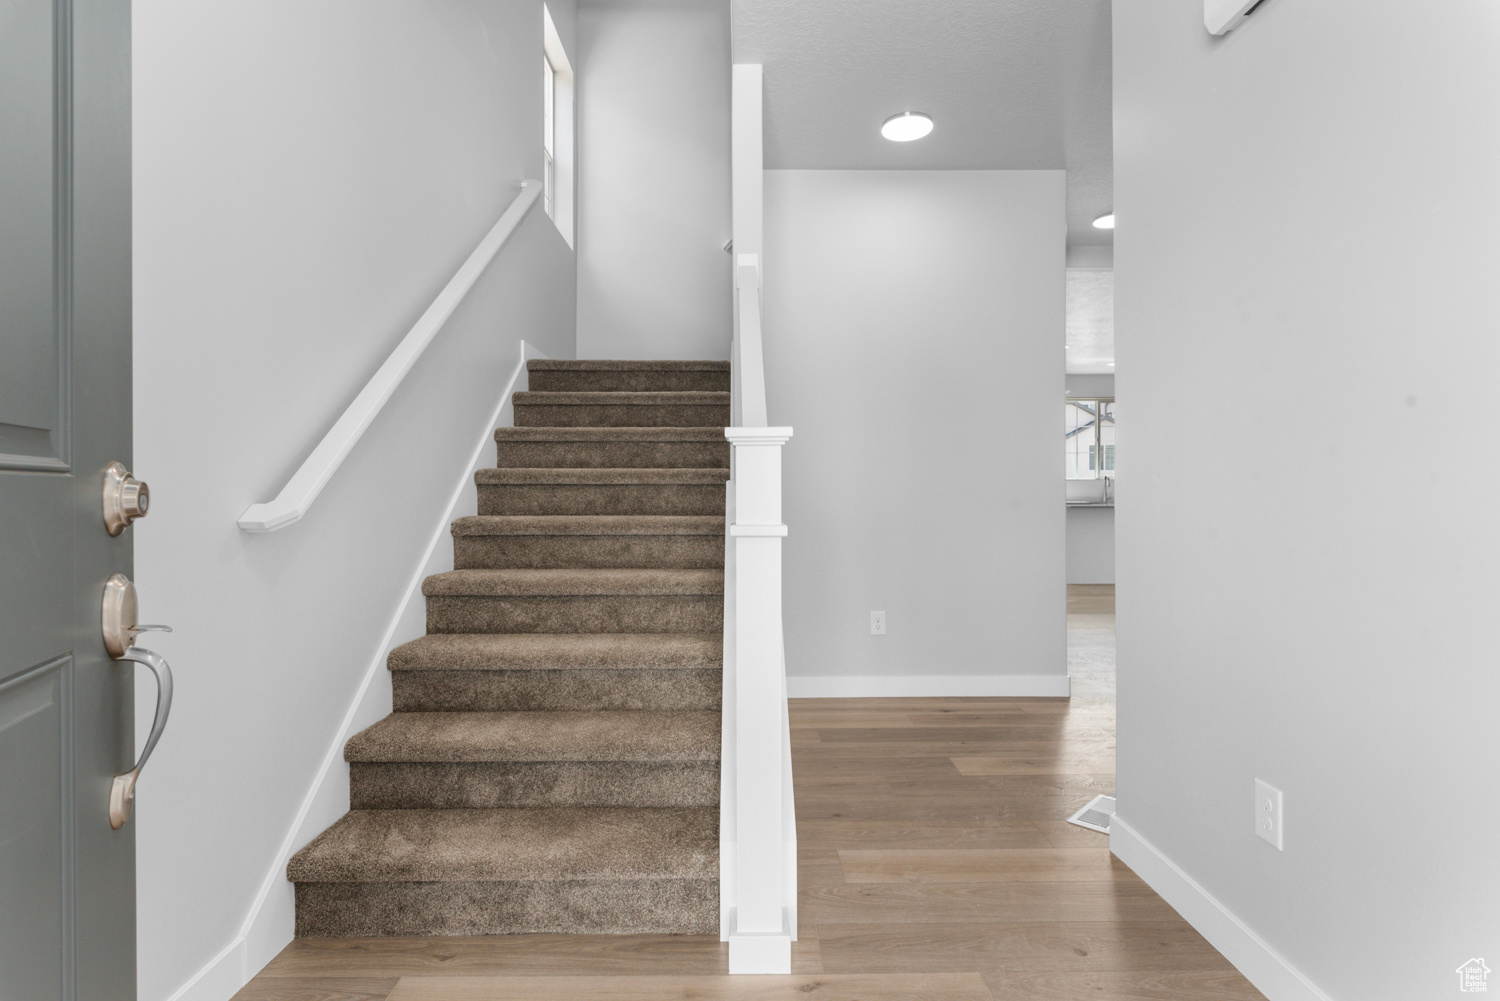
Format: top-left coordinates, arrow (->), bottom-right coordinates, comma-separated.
541,4 -> 573,245
1065,398 -> 1115,479
543,52 -> 556,217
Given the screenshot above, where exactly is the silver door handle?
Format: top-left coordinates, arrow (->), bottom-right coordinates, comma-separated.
110,646 -> 174,830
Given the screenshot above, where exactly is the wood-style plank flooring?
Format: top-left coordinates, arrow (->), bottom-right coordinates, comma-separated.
232,585 -> 1265,1000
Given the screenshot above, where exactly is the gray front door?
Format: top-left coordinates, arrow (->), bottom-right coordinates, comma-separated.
1,0 -> 136,998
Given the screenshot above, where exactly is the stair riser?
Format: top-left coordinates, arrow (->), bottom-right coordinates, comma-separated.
513,404 -> 730,428
528,370 -> 730,393
495,440 -> 729,469
295,879 -> 717,937
349,761 -> 718,809
478,483 -> 726,516
453,535 -> 724,570
427,595 -> 723,634
391,669 -> 722,711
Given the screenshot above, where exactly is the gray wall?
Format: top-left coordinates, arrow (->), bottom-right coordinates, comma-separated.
765,170 -> 1067,694
1066,373 -> 1114,398
1066,507 -> 1114,585
1114,3 -> 1500,998
575,0 -> 731,360
132,2 -> 576,996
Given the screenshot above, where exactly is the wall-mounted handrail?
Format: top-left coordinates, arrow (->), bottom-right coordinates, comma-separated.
237,180 -> 542,532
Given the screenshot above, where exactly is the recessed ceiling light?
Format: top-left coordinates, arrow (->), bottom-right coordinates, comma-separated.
881,112 -> 934,142
1093,213 -> 1115,230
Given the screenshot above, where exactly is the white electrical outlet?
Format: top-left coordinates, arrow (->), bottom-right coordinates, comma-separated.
1255,779 -> 1284,850
870,611 -> 886,635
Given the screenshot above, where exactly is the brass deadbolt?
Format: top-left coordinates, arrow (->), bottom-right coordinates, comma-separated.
103,461 -> 149,536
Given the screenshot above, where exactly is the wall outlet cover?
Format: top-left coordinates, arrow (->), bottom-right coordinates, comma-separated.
870,611 -> 886,635
1255,778 -> 1284,850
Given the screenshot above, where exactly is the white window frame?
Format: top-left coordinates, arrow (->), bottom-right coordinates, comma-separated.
544,54 -> 555,216
1065,397 -> 1115,481
542,6 -> 574,247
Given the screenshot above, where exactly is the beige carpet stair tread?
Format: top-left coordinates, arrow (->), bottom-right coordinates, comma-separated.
293,357 -> 727,937
495,426 -> 728,442
287,807 -> 718,882
423,568 -> 723,597
345,710 -> 721,762
389,633 -> 723,672
514,391 -> 730,406
453,515 -> 725,537
527,360 -> 729,372
475,467 -> 729,484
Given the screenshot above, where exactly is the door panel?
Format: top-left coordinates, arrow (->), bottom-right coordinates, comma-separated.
0,0 -> 69,469
0,0 -> 135,997
0,658 -> 71,1001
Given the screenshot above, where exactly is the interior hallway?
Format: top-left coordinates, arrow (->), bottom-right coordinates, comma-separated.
230,585 -> 1265,1000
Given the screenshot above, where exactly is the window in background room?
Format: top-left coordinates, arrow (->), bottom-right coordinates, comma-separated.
1066,399 -> 1115,479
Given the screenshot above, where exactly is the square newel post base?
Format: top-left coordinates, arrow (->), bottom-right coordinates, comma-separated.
727,908 -> 792,974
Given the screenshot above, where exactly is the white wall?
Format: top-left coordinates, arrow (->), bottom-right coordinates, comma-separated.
1066,246 -> 1113,269
765,170 -> 1067,697
575,0 -> 731,360
1113,4 -> 1500,999
132,3 -> 576,998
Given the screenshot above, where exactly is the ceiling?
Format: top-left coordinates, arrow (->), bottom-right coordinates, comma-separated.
1066,268 -> 1114,373
731,0 -> 1113,248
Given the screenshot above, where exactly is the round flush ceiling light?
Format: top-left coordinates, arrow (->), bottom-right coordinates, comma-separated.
881,112 -> 934,142
1092,212 -> 1116,230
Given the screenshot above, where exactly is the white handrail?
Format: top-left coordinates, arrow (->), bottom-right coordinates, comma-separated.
734,256 -> 768,428
237,180 -> 543,532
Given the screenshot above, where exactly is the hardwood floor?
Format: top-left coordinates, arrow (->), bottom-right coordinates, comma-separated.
231,584 -> 1265,1001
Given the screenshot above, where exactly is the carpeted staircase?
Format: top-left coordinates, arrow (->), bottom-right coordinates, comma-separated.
286,360 -> 730,937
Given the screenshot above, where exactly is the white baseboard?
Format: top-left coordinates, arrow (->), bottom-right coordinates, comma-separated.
786,673 -> 1071,698
1109,815 -> 1334,1001
163,341 -> 544,1001
162,938 -> 246,1001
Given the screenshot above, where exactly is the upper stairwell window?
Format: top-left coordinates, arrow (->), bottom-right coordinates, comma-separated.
543,51 -> 555,215
542,5 -> 574,246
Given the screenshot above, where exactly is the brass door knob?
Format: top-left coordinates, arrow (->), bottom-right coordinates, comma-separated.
103,461 -> 149,536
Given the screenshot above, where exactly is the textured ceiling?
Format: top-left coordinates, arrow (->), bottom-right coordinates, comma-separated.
732,0 -> 1113,247
1066,268 -> 1114,373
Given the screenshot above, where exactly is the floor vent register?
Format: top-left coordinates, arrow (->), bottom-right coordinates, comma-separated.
1066,794 -> 1116,834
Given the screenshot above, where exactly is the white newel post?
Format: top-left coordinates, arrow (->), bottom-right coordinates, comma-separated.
726,426 -> 793,973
